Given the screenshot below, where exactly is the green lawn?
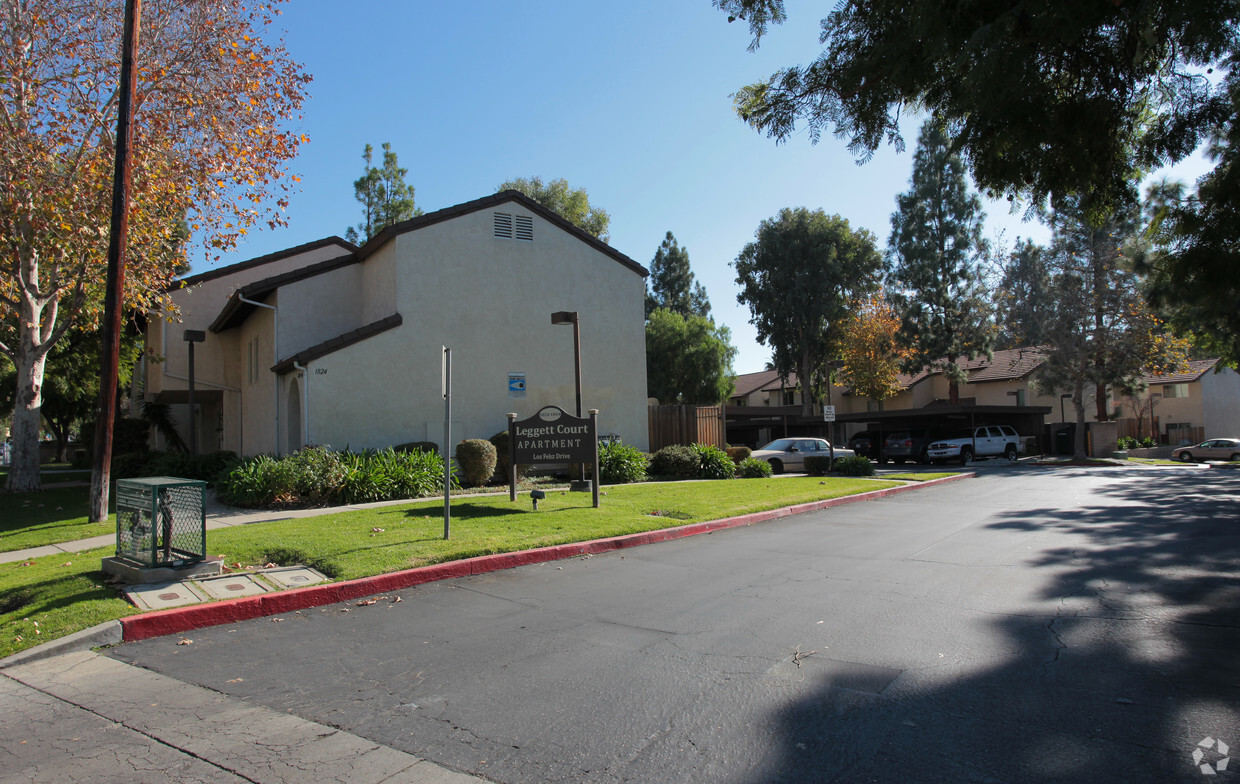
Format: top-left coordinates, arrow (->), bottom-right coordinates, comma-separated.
0,476 -> 907,659
0,485 -> 116,552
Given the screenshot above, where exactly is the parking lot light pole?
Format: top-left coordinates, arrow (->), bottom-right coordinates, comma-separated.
183,330 -> 206,455
551,311 -> 587,490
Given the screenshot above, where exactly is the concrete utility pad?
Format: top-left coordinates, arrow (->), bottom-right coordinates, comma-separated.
194,573 -> 270,600
125,581 -> 208,611
257,565 -> 329,590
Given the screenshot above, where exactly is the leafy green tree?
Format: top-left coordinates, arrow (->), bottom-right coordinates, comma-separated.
1036,198 -> 1185,456
734,208 -> 882,417
0,327 -> 142,462
645,308 -> 737,405
496,176 -> 610,241
888,121 -> 993,404
995,239 -> 1053,350
716,0 -> 1233,219
1146,71 -> 1240,367
345,142 -> 423,244
646,231 -> 710,318
715,0 -> 1240,354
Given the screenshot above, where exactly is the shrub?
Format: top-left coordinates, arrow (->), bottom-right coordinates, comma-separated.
649,445 -> 699,479
215,455 -> 297,507
833,455 -> 875,476
284,446 -> 346,505
394,441 -> 439,455
137,450 -> 241,484
726,446 -> 751,464
737,457 -> 773,478
598,440 -> 647,484
692,443 -> 736,480
1117,436 -> 1138,450
1140,436 -> 1156,448
455,439 -> 497,487
802,455 -> 835,476
489,430 -> 527,482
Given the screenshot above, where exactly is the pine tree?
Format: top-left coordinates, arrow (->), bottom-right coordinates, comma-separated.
645,232 -> 710,319
888,121 -> 993,404
995,239 -> 1053,349
345,142 -> 422,244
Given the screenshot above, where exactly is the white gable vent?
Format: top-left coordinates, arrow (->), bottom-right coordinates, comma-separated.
493,212 -> 513,239
514,214 -> 534,242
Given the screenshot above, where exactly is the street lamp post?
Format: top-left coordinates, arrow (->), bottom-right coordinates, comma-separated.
551,311 -> 587,490
183,330 -> 206,455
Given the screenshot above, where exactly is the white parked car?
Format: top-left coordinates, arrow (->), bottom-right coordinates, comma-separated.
751,437 -> 854,474
926,425 -> 1021,465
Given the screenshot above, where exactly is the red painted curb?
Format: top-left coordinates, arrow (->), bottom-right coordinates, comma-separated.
119,473 -> 972,642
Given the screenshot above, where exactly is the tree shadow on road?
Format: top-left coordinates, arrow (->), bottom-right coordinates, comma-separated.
753,470 -> 1240,783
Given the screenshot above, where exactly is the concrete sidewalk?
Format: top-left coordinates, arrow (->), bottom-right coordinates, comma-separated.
1,650 -> 486,784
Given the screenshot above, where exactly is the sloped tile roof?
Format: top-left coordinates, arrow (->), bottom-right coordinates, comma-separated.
1140,358 -> 1220,385
271,314 -> 403,373
731,369 -> 801,398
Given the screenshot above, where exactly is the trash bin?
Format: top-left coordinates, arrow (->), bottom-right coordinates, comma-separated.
115,477 -> 207,568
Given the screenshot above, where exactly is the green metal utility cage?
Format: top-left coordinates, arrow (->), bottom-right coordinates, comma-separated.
115,477 -> 207,567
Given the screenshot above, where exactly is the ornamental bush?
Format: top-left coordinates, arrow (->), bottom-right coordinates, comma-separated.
214,446 -> 447,508
726,446 -> 752,464
692,443 -> 736,479
803,455 -> 835,476
599,440 -> 648,484
649,445 -> 699,479
737,457 -> 774,478
833,455 -> 876,476
455,439 -> 497,487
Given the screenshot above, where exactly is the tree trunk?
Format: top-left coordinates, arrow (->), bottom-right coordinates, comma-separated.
1073,385 -> 1088,461
6,347 -> 48,492
1094,382 -> 1109,421
799,342 -> 814,419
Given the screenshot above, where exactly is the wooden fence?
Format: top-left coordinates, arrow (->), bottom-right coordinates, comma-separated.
648,404 -> 726,451
1116,417 -> 1203,445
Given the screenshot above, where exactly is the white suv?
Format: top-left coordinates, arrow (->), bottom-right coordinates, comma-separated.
926,425 -> 1021,465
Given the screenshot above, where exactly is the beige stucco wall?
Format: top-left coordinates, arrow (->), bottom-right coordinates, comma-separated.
292,206 -> 647,453
277,263 -> 364,357
1201,367 -> 1240,435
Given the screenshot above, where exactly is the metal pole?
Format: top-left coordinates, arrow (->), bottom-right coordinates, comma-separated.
573,316 -> 584,486
443,346 -> 451,540
187,340 -> 196,455
590,409 -> 600,508
89,0 -> 142,523
507,412 -> 517,502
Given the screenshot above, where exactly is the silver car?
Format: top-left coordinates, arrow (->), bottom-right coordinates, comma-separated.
1172,438 -> 1240,463
750,437 -> 855,474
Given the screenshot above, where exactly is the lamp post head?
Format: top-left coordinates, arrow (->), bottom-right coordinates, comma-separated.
183,329 -> 206,343
551,311 -> 578,326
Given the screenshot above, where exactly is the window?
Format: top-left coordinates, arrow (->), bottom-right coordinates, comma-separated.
782,390 -> 796,406
1163,383 -> 1189,398
494,212 -> 533,241
248,336 -> 260,385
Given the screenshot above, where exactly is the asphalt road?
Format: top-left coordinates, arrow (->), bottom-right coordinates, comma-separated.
109,466 -> 1240,783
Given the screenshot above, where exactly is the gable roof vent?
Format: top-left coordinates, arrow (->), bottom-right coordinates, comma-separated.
493,212 -> 513,239
514,214 -> 534,242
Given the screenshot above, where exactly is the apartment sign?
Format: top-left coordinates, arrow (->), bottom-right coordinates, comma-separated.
509,405 -> 595,464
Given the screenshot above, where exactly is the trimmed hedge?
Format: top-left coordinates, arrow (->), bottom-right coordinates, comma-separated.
803,455 -> 835,476
726,446 -> 752,464
455,439 -> 497,487
649,445 -> 700,479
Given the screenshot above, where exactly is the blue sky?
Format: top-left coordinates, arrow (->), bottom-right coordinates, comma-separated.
192,0 -> 1209,375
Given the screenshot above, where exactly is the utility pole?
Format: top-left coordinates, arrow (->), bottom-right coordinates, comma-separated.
90,0 -> 142,523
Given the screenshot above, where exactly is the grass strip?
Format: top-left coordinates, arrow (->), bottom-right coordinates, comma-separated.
1,476 -> 900,659
0,486 -> 116,552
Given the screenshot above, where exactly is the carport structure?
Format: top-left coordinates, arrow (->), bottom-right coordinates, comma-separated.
726,404 -> 1051,457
